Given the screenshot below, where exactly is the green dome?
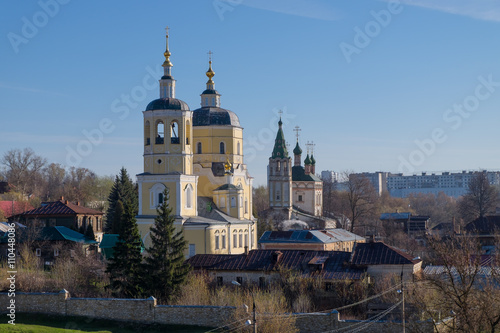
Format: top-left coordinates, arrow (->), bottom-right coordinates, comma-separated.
310,154 -> 316,165
304,154 -> 311,165
293,142 -> 302,155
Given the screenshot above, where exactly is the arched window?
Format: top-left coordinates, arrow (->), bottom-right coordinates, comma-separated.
219,142 -> 225,154
170,121 -> 179,144
197,142 -> 202,154
221,230 -> 226,249
238,230 -> 243,248
215,231 -> 220,250
233,230 -> 237,248
156,121 -> 164,144
145,120 -> 150,146
237,142 -> 241,155
185,184 -> 193,209
150,183 -> 167,209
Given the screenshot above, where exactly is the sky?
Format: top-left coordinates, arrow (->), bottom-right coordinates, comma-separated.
1,0 -> 500,186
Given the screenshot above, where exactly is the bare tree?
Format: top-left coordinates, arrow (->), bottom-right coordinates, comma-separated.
252,185 -> 269,217
459,171 -> 498,222
1,148 -> 47,197
344,172 -> 378,233
412,235 -> 500,332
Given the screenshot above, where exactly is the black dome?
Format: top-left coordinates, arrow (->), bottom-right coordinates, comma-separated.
146,98 -> 189,111
192,107 -> 240,127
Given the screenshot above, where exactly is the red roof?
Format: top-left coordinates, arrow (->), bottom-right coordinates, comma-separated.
0,201 -> 34,219
14,200 -> 103,217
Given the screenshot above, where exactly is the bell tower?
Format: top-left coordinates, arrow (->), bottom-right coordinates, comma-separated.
137,28 -> 198,239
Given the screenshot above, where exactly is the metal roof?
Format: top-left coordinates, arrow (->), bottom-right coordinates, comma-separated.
259,229 -> 364,244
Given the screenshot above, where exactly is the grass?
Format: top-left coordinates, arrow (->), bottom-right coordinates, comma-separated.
0,313 -> 214,333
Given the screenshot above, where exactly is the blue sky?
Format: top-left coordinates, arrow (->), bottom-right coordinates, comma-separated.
1,0 -> 500,186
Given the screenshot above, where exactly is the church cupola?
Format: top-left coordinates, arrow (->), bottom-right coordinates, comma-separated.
292,126 -> 302,167
200,51 -> 221,107
160,27 -> 176,98
304,154 -> 312,175
310,154 -> 316,175
271,118 -> 288,159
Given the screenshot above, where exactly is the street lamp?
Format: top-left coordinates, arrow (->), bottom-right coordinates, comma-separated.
232,280 -> 257,333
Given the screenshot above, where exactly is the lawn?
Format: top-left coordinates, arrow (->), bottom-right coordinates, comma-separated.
0,313 -> 215,333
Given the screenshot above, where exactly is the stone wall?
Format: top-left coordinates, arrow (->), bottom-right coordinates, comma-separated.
0,291 -> 434,332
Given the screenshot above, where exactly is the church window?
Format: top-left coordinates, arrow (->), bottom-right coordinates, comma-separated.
205,98 -> 208,106
170,121 -> 180,144
150,183 -> 167,209
185,184 -> 193,209
231,196 -> 236,207
237,142 -> 240,155
158,192 -> 164,205
238,231 -> 243,248
245,198 -> 248,214
211,97 -> 215,106
220,197 -> 226,208
156,121 -> 164,144
145,120 -> 150,145
215,232 -> 220,250
219,142 -> 225,154
197,142 -> 202,154
222,234 -> 226,249
233,232 -> 237,248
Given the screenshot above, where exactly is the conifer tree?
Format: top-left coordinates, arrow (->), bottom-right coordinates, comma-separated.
106,201 -> 143,298
105,167 -> 138,233
85,223 -> 96,241
144,188 -> 190,302
111,200 -> 125,234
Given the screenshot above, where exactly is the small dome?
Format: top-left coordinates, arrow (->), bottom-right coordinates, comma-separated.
146,98 -> 189,111
192,107 -> 240,126
310,155 -> 316,165
304,154 -> 311,165
201,89 -> 219,95
293,142 -> 302,155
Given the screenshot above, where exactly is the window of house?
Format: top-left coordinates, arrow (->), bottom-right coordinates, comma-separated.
36,248 -> 41,257
222,234 -> 226,249
298,195 -> 303,202
215,234 -> 220,250
233,233 -> 237,248
217,276 -> 223,286
239,232 -> 243,248
197,142 -> 202,154
220,142 -> 225,154
236,276 -> 243,285
158,192 -> 164,205
54,248 -> 59,257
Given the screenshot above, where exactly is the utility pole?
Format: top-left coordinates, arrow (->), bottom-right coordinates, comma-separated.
253,297 -> 257,333
401,270 -> 405,333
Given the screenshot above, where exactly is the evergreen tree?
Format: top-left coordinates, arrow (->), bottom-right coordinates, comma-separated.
105,167 -> 138,233
144,188 -> 190,302
85,223 -> 96,241
111,200 -> 125,234
106,202 -> 143,298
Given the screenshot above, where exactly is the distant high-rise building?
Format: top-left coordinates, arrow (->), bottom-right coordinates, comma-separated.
321,170 -> 340,183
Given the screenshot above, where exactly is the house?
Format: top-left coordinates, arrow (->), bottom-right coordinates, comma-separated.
0,226 -> 97,267
0,201 -> 34,219
9,197 -> 104,242
186,249 -> 366,287
465,216 -> 500,253
380,212 -> 430,238
258,229 -> 365,252
350,241 -> 422,281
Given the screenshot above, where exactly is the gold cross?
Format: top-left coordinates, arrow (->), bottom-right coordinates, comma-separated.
293,126 -> 301,141
208,50 -> 213,62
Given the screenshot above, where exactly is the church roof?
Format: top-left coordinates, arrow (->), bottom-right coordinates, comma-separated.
214,184 -> 242,191
304,154 -> 312,165
292,166 -> 322,182
192,107 -> 240,127
271,119 -> 288,159
310,155 -> 316,165
201,89 -> 219,95
146,98 -> 190,111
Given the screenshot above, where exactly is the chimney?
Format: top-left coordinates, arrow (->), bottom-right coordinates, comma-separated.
77,202 -> 80,206
271,251 -> 283,264
60,196 -> 64,201
65,200 -> 68,205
